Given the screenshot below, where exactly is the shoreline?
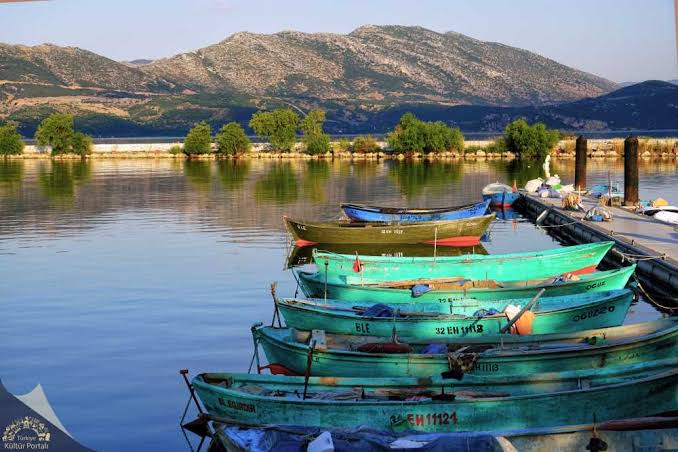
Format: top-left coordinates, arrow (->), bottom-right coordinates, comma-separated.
6,138 -> 676,160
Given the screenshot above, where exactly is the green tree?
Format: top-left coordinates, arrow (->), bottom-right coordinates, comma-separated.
71,132 -> 93,156
183,122 -> 212,155
351,135 -> 381,153
300,110 -> 330,155
503,118 -> 560,160
0,123 -> 25,155
249,109 -> 299,152
387,112 -> 426,153
422,121 -> 464,153
215,122 -> 251,155
35,113 -> 75,154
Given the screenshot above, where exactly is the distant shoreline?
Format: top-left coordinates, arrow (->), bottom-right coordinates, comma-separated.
6,137 -> 676,160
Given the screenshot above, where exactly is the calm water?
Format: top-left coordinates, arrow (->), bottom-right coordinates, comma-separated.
1,157 -> 674,451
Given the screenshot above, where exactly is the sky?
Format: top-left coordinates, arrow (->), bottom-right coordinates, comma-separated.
0,0 -> 676,83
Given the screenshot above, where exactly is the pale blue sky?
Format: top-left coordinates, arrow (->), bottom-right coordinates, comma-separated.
0,0 -> 676,82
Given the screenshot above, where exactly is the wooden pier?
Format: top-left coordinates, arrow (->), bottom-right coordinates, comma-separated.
518,193 -> 678,307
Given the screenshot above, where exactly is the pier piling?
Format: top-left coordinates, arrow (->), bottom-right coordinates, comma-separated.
574,136 -> 587,190
623,136 -> 639,206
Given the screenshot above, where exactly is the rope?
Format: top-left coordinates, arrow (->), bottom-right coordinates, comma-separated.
536,220 -> 581,228
633,276 -> 677,311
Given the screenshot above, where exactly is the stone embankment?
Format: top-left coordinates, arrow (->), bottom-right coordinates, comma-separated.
8,138 -> 676,159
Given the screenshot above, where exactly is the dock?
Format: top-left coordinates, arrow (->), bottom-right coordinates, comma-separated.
518,193 -> 678,308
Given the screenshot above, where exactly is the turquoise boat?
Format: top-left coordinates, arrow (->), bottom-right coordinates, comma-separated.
275,290 -> 633,339
253,318 -> 678,378
297,265 -> 636,304
192,359 -> 678,433
313,242 -> 614,284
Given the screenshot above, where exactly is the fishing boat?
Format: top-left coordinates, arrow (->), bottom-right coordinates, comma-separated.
482,183 -> 520,207
191,360 -> 678,433
296,265 -> 636,304
312,241 -> 614,283
253,317 -> 678,378
275,289 -> 634,339
340,200 -> 490,223
284,214 -> 495,247
286,242 -> 488,268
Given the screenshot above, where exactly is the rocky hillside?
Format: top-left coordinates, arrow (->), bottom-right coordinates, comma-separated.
143,25 -> 614,106
0,25 -> 630,136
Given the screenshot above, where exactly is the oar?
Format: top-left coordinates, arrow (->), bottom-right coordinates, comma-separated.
302,340 -> 317,400
500,288 -> 546,334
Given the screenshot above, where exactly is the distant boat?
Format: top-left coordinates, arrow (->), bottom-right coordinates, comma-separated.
284,214 -> 495,247
341,200 -> 490,223
653,211 -> 678,226
482,182 -> 520,207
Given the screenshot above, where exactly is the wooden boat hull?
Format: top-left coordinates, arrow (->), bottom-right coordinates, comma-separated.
482,192 -> 520,207
341,200 -> 490,223
192,361 -> 678,433
297,265 -> 637,304
254,318 -> 678,378
284,214 -> 495,247
313,242 -> 614,283
276,290 -> 633,339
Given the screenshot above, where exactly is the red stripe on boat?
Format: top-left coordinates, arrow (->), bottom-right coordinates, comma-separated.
570,264 -> 597,275
295,239 -> 318,247
423,236 -> 481,247
490,202 -> 514,207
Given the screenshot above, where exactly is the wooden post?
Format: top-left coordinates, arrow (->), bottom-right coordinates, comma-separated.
574,135 -> 587,190
623,136 -> 639,206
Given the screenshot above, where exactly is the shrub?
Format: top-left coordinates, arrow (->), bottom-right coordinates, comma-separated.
0,123 -> 25,155
503,119 -> 559,160
387,113 -> 464,153
335,138 -> 351,153
486,138 -> 507,154
71,132 -> 93,156
168,144 -> 183,155
351,135 -> 381,153
300,110 -> 330,155
35,113 -> 94,156
215,122 -> 251,155
35,113 -> 75,154
249,108 -> 299,152
183,122 -> 212,155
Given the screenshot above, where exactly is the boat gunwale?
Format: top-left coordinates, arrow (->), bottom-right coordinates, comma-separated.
285,213 -> 496,230
340,201 -> 486,215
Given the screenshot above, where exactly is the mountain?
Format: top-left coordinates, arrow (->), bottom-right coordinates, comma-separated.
368,81 -> 678,132
0,25 -> 651,137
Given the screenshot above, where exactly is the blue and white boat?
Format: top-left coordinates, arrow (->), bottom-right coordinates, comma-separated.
341,200 -> 490,223
482,182 -> 520,207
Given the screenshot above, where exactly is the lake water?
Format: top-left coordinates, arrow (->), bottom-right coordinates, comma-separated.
0,157 -> 674,451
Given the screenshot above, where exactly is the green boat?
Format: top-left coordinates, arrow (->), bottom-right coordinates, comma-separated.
296,265 -> 637,304
312,241 -> 614,283
192,359 -> 678,433
284,214 -> 495,247
286,242 -> 488,268
253,318 -> 678,378
275,290 -> 634,339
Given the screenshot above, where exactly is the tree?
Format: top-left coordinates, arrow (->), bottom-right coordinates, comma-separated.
0,123 -> 25,155
300,110 -> 330,155
388,113 -> 464,153
351,135 -> 381,153
215,122 -> 251,155
249,109 -> 299,152
183,122 -> 212,155
503,118 -> 560,160
71,132 -> 93,156
35,113 -> 75,154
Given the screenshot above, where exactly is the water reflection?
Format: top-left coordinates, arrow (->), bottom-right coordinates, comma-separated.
388,160 -> 463,199
0,160 -> 24,193
183,160 -> 212,192
302,160 -> 330,203
255,162 -> 298,204
216,160 -> 250,191
38,160 -> 92,204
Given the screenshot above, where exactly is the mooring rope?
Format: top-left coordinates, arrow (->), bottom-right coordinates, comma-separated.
633,276 -> 678,311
